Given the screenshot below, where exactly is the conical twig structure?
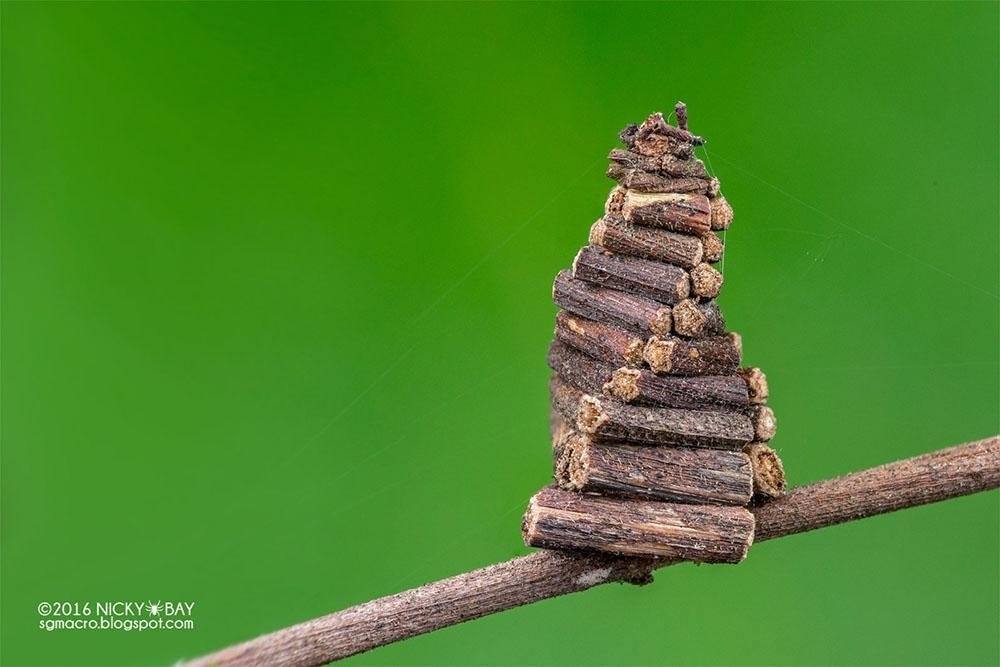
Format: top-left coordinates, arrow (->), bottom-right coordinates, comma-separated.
523,103 -> 785,564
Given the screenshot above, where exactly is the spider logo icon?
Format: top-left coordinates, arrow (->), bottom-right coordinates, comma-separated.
147,601 -> 162,616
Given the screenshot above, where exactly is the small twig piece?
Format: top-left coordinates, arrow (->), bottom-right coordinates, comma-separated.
184,437 -> 1000,667
523,486 -> 754,561
576,392 -> 754,449
606,165 -> 714,194
553,270 -> 672,336
590,216 -> 704,270
745,442 -> 787,499
554,311 -> 645,367
643,333 -> 742,376
710,196 -> 733,230
607,148 -> 707,178
621,191 -> 712,235
689,263 -> 724,298
556,434 -> 753,505
573,245 -> 690,304
748,405 -> 777,442
738,367 -> 769,404
672,299 -> 726,338
548,341 -> 749,410
700,232 -> 725,263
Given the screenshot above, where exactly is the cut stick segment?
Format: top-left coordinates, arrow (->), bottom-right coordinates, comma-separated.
606,166 -> 713,194
700,232 -> 725,263
550,411 -> 573,472
522,486 -> 754,563
738,367 -> 769,404
749,405 -> 777,442
553,270 -> 672,336
554,311 -> 645,367
643,333 -> 742,376
590,216 -> 703,270
745,442 -> 787,499
576,393 -> 754,449
548,341 -> 749,410
710,196 -> 734,230
572,245 -> 690,305
690,263 -> 724,298
556,435 -> 753,505
621,191 -> 712,234
604,186 -> 626,215
607,148 -> 708,179
550,375 -> 583,422
672,299 -> 726,338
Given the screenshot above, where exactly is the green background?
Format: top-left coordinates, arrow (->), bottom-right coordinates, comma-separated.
2,2 -> 998,666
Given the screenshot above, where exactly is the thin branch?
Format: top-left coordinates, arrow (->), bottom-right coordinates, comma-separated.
186,436 -> 999,667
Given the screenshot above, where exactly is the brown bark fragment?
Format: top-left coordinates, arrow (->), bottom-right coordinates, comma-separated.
589,217 -> 703,270
643,332 -> 742,376
553,270 -> 672,336
556,436 -> 753,505
672,299 -> 726,338
576,393 -> 755,449
621,191 -> 712,235
522,486 -> 753,563
572,245 -> 690,305
689,263 -> 724,298
554,311 -> 645,367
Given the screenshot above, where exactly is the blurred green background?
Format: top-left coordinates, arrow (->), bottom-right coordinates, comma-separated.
2,2 -> 998,666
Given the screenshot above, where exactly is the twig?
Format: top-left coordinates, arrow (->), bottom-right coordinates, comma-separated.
186,436 -> 999,667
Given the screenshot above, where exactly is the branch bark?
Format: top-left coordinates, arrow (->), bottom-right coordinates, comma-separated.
185,436 -> 1000,667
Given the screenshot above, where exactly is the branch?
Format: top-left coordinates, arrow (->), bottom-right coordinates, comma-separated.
186,436 -> 999,667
